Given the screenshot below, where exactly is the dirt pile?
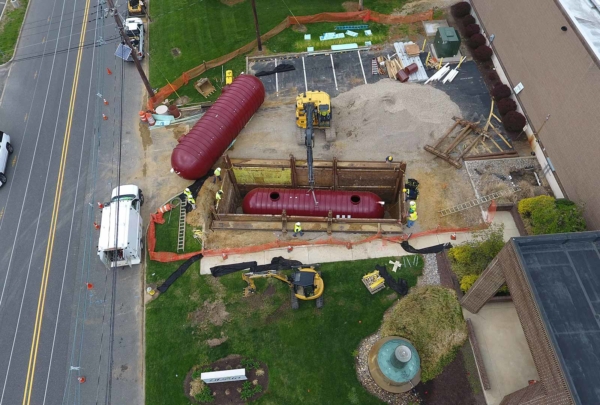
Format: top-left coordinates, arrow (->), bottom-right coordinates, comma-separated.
331,80 -> 461,161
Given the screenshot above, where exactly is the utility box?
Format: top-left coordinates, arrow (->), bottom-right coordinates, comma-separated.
434,27 -> 461,58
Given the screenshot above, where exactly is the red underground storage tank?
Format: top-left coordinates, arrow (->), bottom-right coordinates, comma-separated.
242,188 -> 385,219
171,75 -> 265,179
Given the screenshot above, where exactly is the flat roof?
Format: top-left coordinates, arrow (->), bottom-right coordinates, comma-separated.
557,0 -> 600,61
513,231 -> 600,405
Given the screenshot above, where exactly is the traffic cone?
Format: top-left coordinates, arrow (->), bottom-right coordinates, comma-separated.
86,283 -> 93,290
97,202 -> 104,209
450,233 -> 457,240
78,376 -> 86,383
222,253 -> 228,260
103,98 -> 109,106
102,114 -> 108,120
139,111 -> 147,122
107,68 -> 112,75
93,222 -> 100,230
287,246 -> 293,253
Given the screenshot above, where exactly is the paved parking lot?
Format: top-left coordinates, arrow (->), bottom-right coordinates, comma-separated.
248,48 -> 387,97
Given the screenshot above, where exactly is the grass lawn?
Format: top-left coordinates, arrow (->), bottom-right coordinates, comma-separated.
0,0 -> 28,64
145,249 -> 424,404
148,0 -> 411,103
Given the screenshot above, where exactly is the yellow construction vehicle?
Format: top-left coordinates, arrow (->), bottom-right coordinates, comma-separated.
362,270 -> 386,294
296,91 -> 336,145
128,0 -> 146,15
242,268 -> 324,309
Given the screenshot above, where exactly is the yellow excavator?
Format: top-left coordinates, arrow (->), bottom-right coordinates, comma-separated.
128,0 -> 146,15
296,91 -> 336,145
242,267 -> 324,309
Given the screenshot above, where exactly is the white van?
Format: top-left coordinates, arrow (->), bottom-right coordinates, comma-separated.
98,185 -> 144,268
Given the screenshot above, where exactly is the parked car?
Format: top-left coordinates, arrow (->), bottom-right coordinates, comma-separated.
0,131 -> 14,187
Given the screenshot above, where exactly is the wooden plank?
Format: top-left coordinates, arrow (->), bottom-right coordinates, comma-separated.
479,139 -> 493,154
433,121 -> 461,149
457,134 -> 483,160
444,127 -> 472,154
488,124 -> 512,148
464,150 -> 519,160
211,221 -> 404,233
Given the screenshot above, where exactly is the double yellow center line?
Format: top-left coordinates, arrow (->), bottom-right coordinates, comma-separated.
21,0 -> 92,401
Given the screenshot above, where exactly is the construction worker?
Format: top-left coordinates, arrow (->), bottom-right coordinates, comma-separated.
385,156 -> 394,164
183,188 -> 196,209
293,222 -> 304,237
215,190 -> 224,204
408,200 -> 417,213
406,211 -> 418,228
403,187 -> 419,201
213,167 -> 222,184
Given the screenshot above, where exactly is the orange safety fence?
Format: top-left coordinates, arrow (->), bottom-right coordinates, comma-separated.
148,200 -> 497,262
148,9 -> 434,109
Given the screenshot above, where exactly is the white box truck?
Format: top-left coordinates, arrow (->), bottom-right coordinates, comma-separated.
98,185 -> 144,268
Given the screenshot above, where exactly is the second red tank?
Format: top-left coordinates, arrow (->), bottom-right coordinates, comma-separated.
171,74 -> 265,179
242,188 -> 385,218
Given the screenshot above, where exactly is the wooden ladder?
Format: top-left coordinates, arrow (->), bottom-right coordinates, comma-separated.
439,187 -> 520,217
371,58 -> 378,75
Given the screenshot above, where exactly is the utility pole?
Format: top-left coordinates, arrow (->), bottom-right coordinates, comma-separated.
106,0 -> 155,97
250,0 -> 262,51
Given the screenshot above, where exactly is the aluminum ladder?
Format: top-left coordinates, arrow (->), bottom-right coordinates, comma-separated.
335,24 -> 369,31
177,198 -> 187,252
439,186 -> 520,217
371,58 -> 378,75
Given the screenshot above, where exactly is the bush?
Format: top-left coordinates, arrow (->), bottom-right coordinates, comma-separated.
497,98 -> 517,115
468,33 -> 486,49
451,1 -> 472,18
195,386 -> 214,403
473,45 -> 493,61
448,225 -> 505,280
464,23 -> 481,37
518,196 -> 586,235
381,286 -> 467,382
502,110 -> 527,132
462,15 -> 476,27
491,84 -> 511,100
488,72 -> 499,82
460,275 -> 479,292
240,358 -> 261,370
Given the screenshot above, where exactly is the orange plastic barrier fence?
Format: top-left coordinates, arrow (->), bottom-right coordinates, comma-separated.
148,200 -> 496,262
148,9 -> 433,109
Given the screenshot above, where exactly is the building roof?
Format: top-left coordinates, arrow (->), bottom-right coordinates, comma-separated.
557,0 -> 600,61
513,232 -> 600,405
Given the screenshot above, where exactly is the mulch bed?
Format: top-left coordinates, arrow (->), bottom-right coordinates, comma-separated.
185,355 -> 269,404
415,345 -> 485,405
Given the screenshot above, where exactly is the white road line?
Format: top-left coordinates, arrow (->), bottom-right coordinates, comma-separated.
302,56 -> 307,91
275,58 -> 278,96
357,50 -> 367,85
42,0 -> 100,402
330,54 -> 338,90
0,0 -> 74,398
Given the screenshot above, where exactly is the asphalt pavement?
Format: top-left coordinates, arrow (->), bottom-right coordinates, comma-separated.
0,0 -> 144,403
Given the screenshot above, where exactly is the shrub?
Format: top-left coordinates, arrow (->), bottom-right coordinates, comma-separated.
464,23 -> 481,37
451,1 -> 472,18
497,98 -> 517,115
491,84 -> 511,100
381,286 -> 467,382
502,110 -> 526,132
462,15 -> 476,27
240,358 -> 261,370
473,45 -> 493,61
460,275 -> 479,292
468,33 -> 486,49
240,381 -> 255,400
447,225 -> 505,280
518,196 -> 586,235
195,385 -> 214,403
488,72 -> 499,82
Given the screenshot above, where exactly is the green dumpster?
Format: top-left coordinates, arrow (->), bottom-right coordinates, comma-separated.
434,27 -> 461,58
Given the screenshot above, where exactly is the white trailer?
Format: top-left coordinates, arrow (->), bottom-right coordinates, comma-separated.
98,185 -> 144,268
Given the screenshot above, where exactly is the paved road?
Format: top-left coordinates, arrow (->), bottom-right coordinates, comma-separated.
0,0 -> 144,403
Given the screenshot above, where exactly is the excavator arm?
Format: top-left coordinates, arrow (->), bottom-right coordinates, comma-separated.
242,270 -> 292,297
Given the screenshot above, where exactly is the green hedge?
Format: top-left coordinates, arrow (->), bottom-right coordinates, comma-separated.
518,195 -> 586,235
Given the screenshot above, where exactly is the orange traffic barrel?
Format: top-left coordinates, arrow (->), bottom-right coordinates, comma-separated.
168,104 -> 181,119
158,203 -> 172,213
139,111 -> 147,122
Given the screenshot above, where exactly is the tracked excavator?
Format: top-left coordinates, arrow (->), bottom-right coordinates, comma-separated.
295,91 -> 336,203
242,267 -> 324,309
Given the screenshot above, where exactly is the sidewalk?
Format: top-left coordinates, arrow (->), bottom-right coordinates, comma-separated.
200,211 -> 519,274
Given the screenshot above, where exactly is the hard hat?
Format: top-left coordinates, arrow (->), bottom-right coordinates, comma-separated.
217,190 -> 223,194
170,168 -> 175,173
387,156 -> 393,161
216,167 -> 221,171
296,222 -> 301,226
410,201 -> 416,206
185,188 -> 190,192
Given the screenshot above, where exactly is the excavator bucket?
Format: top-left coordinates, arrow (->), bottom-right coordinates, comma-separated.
194,78 -> 216,98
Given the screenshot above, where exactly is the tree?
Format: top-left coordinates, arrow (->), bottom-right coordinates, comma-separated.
497,98 -> 517,115
491,83 -> 511,100
464,23 -> 481,37
473,45 -> 493,61
451,1 -> 472,18
502,110 -> 526,132
468,33 -> 486,49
